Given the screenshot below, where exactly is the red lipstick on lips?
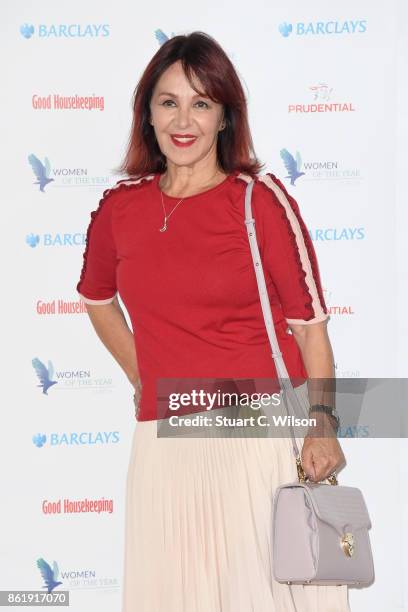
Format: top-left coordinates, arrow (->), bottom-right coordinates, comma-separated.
170,134 -> 197,147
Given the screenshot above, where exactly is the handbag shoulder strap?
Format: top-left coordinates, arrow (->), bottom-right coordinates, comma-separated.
244,178 -> 304,460
245,179 -> 304,611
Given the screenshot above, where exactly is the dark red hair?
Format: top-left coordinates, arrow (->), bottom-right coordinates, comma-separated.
115,31 -> 264,178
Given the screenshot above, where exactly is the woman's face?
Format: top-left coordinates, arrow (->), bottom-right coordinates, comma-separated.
149,60 -> 225,171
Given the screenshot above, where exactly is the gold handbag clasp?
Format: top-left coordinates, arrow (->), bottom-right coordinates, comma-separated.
296,457 -> 338,486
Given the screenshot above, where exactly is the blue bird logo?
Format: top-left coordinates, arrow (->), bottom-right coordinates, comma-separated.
32,357 -> 58,394
20,24 -> 35,39
36,558 -> 63,593
32,433 -> 47,448
280,148 -> 305,185
26,233 -> 40,248
28,154 -> 54,192
278,22 -> 293,38
154,29 -> 175,46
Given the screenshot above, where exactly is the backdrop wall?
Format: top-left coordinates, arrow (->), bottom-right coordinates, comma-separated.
1,1 -> 407,610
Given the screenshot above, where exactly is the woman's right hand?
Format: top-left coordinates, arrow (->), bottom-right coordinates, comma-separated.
301,416 -> 346,482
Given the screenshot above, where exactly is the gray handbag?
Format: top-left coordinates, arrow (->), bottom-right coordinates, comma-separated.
243,178 -> 375,592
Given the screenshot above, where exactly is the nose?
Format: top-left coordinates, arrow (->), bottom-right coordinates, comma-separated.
173,104 -> 192,129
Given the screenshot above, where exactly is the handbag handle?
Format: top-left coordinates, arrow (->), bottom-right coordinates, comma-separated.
244,179 -> 337,486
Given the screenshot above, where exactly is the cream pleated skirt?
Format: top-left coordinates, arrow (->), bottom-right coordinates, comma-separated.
122,383 -> 351,612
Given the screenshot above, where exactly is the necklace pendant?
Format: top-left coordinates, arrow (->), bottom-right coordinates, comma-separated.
159,222 -> 167,232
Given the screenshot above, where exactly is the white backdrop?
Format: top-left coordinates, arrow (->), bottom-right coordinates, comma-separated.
1,1 -> 407,610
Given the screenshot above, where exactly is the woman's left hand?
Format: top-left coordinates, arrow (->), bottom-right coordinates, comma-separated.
301,417 -> 346,482
132,378 -> 143,409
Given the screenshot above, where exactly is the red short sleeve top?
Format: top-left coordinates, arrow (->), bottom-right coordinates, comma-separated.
76,171 -> 329,420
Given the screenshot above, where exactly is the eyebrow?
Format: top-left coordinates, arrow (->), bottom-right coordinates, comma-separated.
156,91 -> 208,98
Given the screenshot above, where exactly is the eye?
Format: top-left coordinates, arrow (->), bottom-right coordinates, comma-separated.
161,99 -> 210,108
195,100 -> 209,108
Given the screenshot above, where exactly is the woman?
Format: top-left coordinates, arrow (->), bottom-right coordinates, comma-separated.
76,31 -> 349,611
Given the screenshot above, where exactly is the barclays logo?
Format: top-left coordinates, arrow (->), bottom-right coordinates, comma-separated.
279,20 -> 367,37
20,24 -> 35,39
26,233 -> 86,247
33,431 -> 120,447
20,23 -> 110,39
33,433 -> 47,448
27,234 -> 40,247
278,23 -> 293,38
338,425 -> 369,438
309,227 -> 365,241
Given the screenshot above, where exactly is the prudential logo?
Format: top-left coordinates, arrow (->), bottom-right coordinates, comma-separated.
279,20 -> 367,37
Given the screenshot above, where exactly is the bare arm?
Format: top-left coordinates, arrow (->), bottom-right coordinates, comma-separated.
289,319 -> 335,407
289,319 -> 346,481
83,295 -> 140,389
289,319 -> 333,375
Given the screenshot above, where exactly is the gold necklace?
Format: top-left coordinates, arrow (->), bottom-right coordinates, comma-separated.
159,190 -> 185,232
158,170 -> 224,232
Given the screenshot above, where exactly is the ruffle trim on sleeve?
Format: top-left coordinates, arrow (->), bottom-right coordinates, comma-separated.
258,172 -> 315,320
268,173 -> 328,316
76,173 -> 155,295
